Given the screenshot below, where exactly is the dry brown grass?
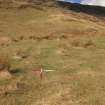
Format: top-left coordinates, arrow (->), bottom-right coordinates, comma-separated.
0,4 -> 105,105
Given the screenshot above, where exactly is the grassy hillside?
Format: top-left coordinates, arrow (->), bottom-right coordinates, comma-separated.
0,1 -> 105,105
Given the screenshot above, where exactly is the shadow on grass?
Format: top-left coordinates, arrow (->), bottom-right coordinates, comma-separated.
10,68 -> 25,75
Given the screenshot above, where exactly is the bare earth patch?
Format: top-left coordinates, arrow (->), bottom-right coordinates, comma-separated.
0,36 -> 12,46
0,70 -> 12,80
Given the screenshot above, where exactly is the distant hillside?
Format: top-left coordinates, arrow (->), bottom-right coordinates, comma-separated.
57,1 -> 105,16
0,0 -> 56,8
1,0 -> 105,17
